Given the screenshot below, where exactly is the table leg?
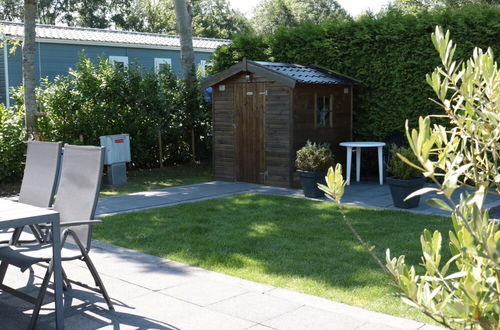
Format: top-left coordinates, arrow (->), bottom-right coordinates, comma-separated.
356,147 -> 361,182
346,147 -> 352,185
51,215 -> 64,329
378,146 -> 384,185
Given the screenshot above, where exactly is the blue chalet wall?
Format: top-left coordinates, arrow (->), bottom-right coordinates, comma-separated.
0,42 -> 214,104
0,22 -> 229,105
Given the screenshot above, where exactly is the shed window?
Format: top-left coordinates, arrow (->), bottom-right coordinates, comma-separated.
109,56 -> 128,69
315,94 -> 333,127
154,58 -> 172,73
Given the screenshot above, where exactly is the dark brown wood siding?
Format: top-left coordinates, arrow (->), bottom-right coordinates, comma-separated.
265,81 -> 292,187
212,81 -> 236,181
292,85 -> 352,184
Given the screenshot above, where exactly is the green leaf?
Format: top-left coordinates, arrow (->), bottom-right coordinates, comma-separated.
426,198 -> 453,212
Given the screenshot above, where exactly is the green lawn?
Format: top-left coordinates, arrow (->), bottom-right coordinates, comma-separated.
95,193 -> 452,323
100,163 -> 211,197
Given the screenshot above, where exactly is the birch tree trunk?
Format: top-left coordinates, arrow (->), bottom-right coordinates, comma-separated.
23,0 -> 37,139
173,0 -> 195,82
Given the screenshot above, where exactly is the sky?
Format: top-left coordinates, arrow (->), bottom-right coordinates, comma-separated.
228,0 -> 392,17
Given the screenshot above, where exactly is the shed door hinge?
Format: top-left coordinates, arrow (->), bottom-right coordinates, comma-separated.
259,90 -> 268,96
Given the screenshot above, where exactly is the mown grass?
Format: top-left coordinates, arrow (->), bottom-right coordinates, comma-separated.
100,163 -> 211,197
95,193 -> 452,323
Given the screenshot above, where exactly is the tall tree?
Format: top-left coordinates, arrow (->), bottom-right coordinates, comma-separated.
252,0 -> 350,35
174,0 -> 195,81
392,0 -> 500,13
23,0 -> 37,139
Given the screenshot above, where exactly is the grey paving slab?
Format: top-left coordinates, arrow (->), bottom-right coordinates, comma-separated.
96,181 -> 260,216
265,288 -> 423,330
95,181 -> 500,219
0,238 -> 445,330
208,292 -> 303,323
262,305 -> 366,330
159,278 -> 247,306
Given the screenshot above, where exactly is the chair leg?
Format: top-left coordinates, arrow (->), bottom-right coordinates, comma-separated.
28,261 -> 54,330
0,261 -> 9,284
62,267 -> 72,290
82,253 -> 114,311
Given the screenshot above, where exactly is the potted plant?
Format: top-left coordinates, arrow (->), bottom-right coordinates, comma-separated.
295,141 -> 334,198
386,145 -> 426,209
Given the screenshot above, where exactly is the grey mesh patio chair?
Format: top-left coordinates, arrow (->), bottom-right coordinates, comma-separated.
0,144 -> 113,329
0,141 -> 62,244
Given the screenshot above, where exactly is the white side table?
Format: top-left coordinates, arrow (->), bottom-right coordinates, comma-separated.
339,142 -> 386,185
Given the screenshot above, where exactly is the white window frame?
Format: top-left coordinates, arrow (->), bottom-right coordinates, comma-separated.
109,56 -> 129,68
154,58 -> 172,73
198,59 -> 208,77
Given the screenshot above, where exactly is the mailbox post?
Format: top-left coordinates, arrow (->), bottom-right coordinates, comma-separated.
99,134 -> 131,186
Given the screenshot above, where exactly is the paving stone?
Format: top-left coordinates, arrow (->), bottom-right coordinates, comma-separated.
119,263 -> 198,291
113,292 -> 255,330
159,278 -> 247,306
208,292 -> 302,323
265,288 -> 424,330
262,305 -> 366,330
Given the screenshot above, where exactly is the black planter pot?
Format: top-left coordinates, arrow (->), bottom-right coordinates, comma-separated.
386,176 -> 426,209
297,170 -> 326,198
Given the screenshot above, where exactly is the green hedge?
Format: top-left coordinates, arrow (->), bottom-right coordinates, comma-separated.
211,5 -> 500,140
0,104 -> 25,182
5,55 -> 210,178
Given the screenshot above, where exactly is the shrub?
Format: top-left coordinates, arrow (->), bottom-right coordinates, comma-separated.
10,54 -> 210,171
0,104 -> 25,182
295,140 -> 334,172
387,145 -> 422,179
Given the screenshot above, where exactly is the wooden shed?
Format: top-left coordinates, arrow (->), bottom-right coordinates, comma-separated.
201,59 -> 361,188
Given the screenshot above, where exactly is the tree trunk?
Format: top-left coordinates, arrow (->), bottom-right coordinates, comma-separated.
173,0 -> 195,82
23,0 -> 38,139
174,0 -> 197,161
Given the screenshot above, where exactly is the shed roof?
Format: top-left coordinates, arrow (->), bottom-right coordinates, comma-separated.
0,21 -> 230,51
201,59 -> 361,89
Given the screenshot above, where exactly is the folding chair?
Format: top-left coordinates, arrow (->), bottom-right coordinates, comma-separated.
0,141 -> 62,244
0,144 -> 113,329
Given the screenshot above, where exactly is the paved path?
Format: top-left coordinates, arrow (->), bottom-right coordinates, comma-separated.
96,181 -> 500,218
1,240 -> 443,330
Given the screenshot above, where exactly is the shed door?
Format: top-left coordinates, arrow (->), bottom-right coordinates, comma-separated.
235,82 -> 266,184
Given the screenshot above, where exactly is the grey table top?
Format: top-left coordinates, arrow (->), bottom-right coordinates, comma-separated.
0,199 -> 59,229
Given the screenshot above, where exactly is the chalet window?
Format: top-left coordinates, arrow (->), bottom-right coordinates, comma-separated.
315,93 -> 333,127
154,58 -> 172,74
198,60 -> 211,77
109,56 -> 128,69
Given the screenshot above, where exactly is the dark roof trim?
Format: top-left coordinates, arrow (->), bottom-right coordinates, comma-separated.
308,64 -> 363,85
201,59 -> 297,89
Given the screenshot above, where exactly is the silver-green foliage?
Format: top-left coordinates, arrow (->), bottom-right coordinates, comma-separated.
321,26 -> 499,329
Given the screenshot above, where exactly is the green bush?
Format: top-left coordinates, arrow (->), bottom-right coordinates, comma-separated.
295,140 -> 334,172
210,4 -> 500,141
387,145 -> 422,179
10,54 -> 210,170
0,104 -> 25,182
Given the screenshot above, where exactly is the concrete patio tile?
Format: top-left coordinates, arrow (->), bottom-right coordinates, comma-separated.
190,267 -> 275,293
208,292 -> 302,323
262,305 -> 366,330
159,278 -> 247,306
114,291 -> 255,330
355,322 -> 402,330
119,263 -> 198,291
265,288 -> 426,330
246,324 -> 277,330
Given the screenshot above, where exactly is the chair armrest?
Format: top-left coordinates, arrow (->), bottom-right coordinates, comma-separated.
59,220 -> 102,227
